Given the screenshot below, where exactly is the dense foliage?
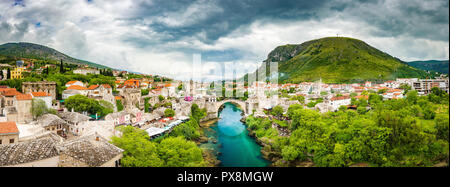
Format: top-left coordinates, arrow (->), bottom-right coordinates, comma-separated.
407,60 -> 449,75
111,126 -> 205,167
111,104 -> 209,167
246,90 -> 449,167
65,94 -> 113,117
0,71 -> 116,99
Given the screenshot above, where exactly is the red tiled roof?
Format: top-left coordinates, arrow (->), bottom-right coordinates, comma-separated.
67,85 -> 88,90
101,84 -> 111,89
2,89 -> 22,96
331,96 -> 350,101
355,95 -> 369,100
31,92 -> 51,97
66,80 -> 80,85
0,122 -> 19,134
88,85 -> 99,90
115,96 -> 123,100
16,94 -> 32,100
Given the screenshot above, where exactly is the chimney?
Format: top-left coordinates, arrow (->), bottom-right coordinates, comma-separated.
95,132 -> 99,141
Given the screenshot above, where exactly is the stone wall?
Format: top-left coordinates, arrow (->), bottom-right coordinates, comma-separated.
22,81 -> 57,100
0,134 -> 19,145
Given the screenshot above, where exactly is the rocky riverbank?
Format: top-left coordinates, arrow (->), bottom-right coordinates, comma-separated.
197,118 -> 221,167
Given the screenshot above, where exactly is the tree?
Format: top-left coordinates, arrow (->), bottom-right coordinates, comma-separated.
59,59 -> 64,73
164,108 -> 175,117
116,99 -> 124,112
399,83 -> 411,94
157,136 -> 205,167
7,68 -> 10,79
65,94 -> 113,116
31,98 -> 56,119
271,105 -> 284,118
111,126 -> 163,167
281,146 -> 299,161
158,95 -> 165,102
141,89 -> 149,95
435,114 -> 449,141
406,90 -> 418,104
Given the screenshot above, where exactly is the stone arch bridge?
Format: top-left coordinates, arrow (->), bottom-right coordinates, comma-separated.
203,99 -> 254,119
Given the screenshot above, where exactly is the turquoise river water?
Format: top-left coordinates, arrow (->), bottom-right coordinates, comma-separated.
200,102 -> 270,167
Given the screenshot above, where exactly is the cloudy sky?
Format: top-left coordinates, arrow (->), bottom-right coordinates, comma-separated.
0,0 -> 448,81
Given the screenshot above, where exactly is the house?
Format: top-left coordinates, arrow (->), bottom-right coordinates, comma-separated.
124,79 -> 140,88
413,78 -> 449,95
73,68 -> 100,75
0,121 -> 19,145
36,114 -> 70,137
0,134 -> 62,167
62,85 -> 88,99
10,67 -> 25,79
13,94 -> 33,123
329,96 -> 351,111
87,84 -> 115,105
383,89 -> 404,100
31,92 -> 52,109
0,88 -> 22,107
65,80 -> 84,87
57,134 -> 124,167
59,112 -> 91,136
22,81 -> 57,100
0,133 -> 123,167
121,87 -> 142,110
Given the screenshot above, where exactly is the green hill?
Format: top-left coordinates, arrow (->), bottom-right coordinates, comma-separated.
253,37 -> 432,83
407,60 -> 449,74
0,42 -> 111,69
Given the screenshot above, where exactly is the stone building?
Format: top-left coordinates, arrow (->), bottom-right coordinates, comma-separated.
0,121 -> 19,145
0,132 -> 123,167
57,134 -> 123,167
22,81 -> 57,100
59,112 -> 91,136
13,94 -> 33,123
73,68 -> 100,75
122,87 -> 142,110
62,85 -> 88,99
31,92 -> 52,109
87,84 -> 115,106
36,114 -> 70,137
0,134 -> 62,167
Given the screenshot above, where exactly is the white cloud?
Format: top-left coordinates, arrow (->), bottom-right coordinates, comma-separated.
0,0 -> 447,82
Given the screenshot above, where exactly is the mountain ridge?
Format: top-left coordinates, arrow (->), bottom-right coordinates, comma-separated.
0,42 -> 111,69
407,60 -> 449,74
248,37 -> 432,83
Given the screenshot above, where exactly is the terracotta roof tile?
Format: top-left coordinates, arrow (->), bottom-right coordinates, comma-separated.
331,96 -> 350,101
16,94 -> 32,100
31,92 -> 51,97
66,80 -> 80,85
0,122 -> 19,134
101,84 -> 111,89
88,85 -> 99,90
67,85 -> 88,90
1,89 -> 22,96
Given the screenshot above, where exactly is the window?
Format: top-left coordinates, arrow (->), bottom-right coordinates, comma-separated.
0,139 -> 2,144
10,139 -> 14,144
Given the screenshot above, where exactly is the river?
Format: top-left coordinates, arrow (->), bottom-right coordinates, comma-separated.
200,102 -> 270,167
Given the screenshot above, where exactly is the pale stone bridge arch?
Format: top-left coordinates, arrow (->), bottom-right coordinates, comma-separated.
214,99 -> 247,115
